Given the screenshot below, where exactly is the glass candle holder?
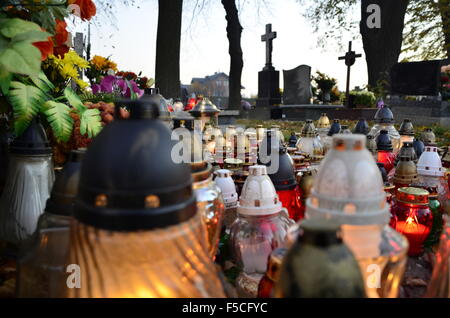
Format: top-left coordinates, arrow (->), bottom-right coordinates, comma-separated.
258,248 -> 287,298
306,134 -> 408,298
390,187 -> 433,256
230,166 -> 292,276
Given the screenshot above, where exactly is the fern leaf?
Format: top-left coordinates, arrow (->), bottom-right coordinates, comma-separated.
79,108 -> 102,138
7,81 -> 46,136
30,71 -> 55,93
42,100 -> 73,142
64,86 -> 86,112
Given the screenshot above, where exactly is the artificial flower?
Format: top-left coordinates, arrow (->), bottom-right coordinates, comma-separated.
53,44 -> 70,58
91,55 -> 117,71
68,0 -> 97,21
33,35 -> 54,61
54,19 -> 69,45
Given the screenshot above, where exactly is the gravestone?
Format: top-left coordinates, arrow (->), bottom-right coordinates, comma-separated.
283,65 -> 312,105
390,60 -> 442,96
256,24 -> 281,108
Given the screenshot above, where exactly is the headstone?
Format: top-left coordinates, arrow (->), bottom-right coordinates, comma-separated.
283,65 -> 312,105
390,60 -> 442,96
256,24 -> 281,108
338,41 -> 362,108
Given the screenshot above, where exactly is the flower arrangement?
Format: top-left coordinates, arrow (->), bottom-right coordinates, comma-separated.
91,75 -> 144,99
347,90 -> 376,108
0,0 -> 101,143
85,55 -> 118,84
313,71 -> 337,91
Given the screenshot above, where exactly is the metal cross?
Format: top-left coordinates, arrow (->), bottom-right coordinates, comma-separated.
261,24 -> 277,71
339,41 -> 362,108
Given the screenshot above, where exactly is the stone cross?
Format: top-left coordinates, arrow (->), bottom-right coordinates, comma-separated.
72,32 -> 84,90
338,41 -> 362,108
261,24 -> 277,71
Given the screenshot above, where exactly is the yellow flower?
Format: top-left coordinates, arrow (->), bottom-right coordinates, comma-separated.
91,55 -> 117,71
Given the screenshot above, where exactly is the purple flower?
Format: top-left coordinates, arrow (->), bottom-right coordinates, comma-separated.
100,75 -> 116,93
91,84 -> 101,94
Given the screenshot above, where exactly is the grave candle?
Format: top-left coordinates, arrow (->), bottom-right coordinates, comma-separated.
390,187 -> 433,256
296,119 -> 323,157
0,119 -> 54,249
420,128 -> 436,146
377,130 -> 396,173
64,98 -> 225,298
368,105 -> 401,152
230,166 -> 292,277
190,97 -> 221,131
399,119 -> 415,145
306,134 -> 408,298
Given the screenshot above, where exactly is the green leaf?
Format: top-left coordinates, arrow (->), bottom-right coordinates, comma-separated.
30,71 -> 55,93
0,18 -> 42,39
7,81 -> 46,136
0,67 -> 12,95
0,41 -> 42,76
42,100 -> 73,142
79,108 -> 102,138
11,30 -> 52,44
34,1 -> 69,34
64,86 -> 86,112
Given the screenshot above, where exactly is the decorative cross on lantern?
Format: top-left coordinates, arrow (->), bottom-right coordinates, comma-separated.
261,24 -> 277,71
338,41 -> 362,108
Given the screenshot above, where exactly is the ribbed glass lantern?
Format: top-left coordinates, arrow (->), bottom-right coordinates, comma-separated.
368,106 -> 401,153
0,119 -> 54,249
306,134 -> 408,298
16,149 -> 85,297
63,98 -> 225,298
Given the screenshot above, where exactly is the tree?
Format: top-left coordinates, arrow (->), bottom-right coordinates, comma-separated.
155,0 -> 183,98
222,0 -> 243,110
360,0 -> 409,88
298,0 -> 450,88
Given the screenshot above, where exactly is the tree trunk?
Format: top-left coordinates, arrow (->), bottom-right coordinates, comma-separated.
360,0 -> 409,89
155,0 -> 183,98
222,0 -> 243,110
438,0 -> 450,59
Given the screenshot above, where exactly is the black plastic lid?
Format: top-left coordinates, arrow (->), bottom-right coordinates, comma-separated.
10,119 -> 51,155
353,118 -> 369,135
398,119 -> 415,136
74,98 -> 196,231
288,134 -> 298,147
374,106 -> 394,124
327,119 -> 341,136
377,162 -> 388,183
413,138 -> 425,158
268,151 -> 297,191
45,149 -> 85,216
376,130 -> 393,151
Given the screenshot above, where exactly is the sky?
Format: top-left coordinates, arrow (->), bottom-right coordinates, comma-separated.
69,0 -> 368,98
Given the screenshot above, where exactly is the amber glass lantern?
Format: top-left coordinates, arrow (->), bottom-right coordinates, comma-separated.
0,119 -> 54,248
368,106 -> 401,153
316,113 -> 331,139
377,130 -> 396,173
306,134 -> 408,298
64,98 -> 225,298
390,187 -> 433,256
16,149 -> 85,297
393,156 -> 418,189
398,119 -> 415,145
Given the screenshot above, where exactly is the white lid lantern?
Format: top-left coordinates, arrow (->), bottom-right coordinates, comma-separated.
306,134 -> 390,225
215,169 -> 238,207
237,165 -> 282,216
417,146 -> 445,177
